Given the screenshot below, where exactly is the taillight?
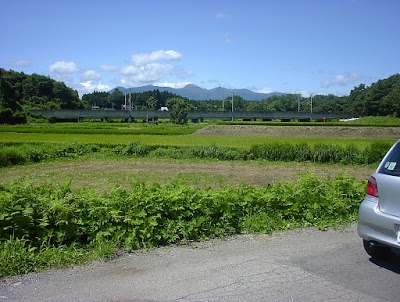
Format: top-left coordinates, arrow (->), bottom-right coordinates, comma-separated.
366,176 -> 379,197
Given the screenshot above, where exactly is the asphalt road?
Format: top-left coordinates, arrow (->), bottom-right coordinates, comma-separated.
1,224 -> 400,302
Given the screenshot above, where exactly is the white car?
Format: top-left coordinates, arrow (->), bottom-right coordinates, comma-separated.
357,139 -> 400,258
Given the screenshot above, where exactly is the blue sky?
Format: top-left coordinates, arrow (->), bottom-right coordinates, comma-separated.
1,0 -> 399,97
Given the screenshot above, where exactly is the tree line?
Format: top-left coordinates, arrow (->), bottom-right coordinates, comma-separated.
81,73 -> 400,117
1,67 -> 400,124
82,89 -> 181,110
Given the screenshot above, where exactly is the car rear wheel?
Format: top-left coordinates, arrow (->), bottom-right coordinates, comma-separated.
363,240 -> 392,259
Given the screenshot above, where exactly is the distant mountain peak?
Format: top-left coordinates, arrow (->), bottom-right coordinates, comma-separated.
111,84 -> 284,101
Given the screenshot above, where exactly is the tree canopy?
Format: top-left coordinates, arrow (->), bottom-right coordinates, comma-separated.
167,97 -> 188,124
82,89 -> 184,110
0,68 -> 84,124
348,74 -> 400,117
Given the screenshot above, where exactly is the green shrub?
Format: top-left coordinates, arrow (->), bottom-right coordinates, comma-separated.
150,147 -> 185,159
0,147 -> 26,167
249,143 -> 297,161
0,140 -> 393,167
0,236 -> 114,277
0,173 -> 365,276
122,142 -> 152,156
0,173 -> 365,247
362,142 -> 393,164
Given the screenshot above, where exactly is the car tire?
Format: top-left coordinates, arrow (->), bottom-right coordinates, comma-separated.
363,240 -> 392,259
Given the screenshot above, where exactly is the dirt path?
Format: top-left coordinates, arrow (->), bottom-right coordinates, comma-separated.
193,125 -> 400,139
0,159 -> 373,192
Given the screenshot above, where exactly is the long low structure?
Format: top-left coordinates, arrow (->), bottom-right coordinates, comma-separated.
30,109 -> 352,122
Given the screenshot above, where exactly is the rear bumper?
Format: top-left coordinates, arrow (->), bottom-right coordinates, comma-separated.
357,196 -> 400,250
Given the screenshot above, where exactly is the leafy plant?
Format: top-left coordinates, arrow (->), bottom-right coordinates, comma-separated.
0,173 -> 366,277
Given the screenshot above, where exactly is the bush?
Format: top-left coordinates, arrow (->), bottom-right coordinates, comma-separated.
249,143 -> 298,161
362,142 -> 393,164
0,172 -> 366,276
122,142 -> 152,156
150,147 -> 184,159
0,147 -> 26,167
191,145 -> 243,160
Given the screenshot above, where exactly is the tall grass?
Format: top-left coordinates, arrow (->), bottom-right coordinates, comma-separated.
0,122 -> 203,135
0,172 -> 365,277
0,131 -> 394,148
0,141 -> 392,168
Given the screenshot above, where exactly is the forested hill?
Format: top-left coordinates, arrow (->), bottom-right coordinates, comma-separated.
0,68 -> 84,124
348,73 -> 400,117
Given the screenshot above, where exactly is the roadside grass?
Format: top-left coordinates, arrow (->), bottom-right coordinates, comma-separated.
0,172 -> 365,277
1,236 -> 116,276
0,140 -> 393,169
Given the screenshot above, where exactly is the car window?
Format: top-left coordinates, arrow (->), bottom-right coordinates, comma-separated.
378,142 -> 400,177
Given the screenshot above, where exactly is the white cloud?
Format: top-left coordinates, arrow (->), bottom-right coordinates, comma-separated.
132,50 -> 182,66
48,61 -> 110,96
121,63 -> 174,87
322,72 -> 360,88
47,49 -> 189,93
80,80 -> 110,93
81,70 -> 101,81
117,49 -> 188,87
48,61 -> 80,85
49,61 -> 79,74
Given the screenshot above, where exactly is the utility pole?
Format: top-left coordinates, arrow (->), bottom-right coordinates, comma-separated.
294,90 -> 301,112
231,91 -> 234,121
297,94 -> 301,112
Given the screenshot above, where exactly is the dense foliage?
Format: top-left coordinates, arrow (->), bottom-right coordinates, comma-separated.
0,68 -> 84,124
167,97 -> 188,124
0,173 -> 365,276
82,88 -> 186,110
348,74 -> 400,116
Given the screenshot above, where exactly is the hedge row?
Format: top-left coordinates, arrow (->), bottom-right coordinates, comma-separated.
0,141 -> 392,167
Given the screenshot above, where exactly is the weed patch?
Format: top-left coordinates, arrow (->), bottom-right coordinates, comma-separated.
0,172 -> 365,277
0,141 -> 393,168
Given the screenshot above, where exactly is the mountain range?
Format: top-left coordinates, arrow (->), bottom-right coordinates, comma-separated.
112,84 -> 284,101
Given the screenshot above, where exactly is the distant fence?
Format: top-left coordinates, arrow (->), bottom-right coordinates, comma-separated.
31,109 -> 352,122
